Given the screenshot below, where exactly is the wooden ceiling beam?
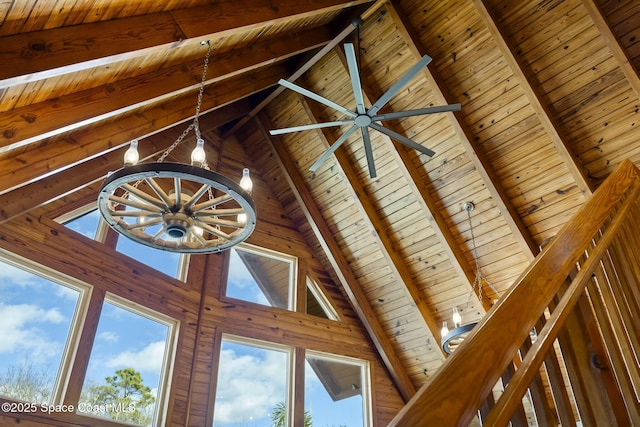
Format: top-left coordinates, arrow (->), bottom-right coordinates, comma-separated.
473,0 -> 594,196
387,0 -> 538,260
224,0 -> 387,137
0,101 -> 243,224
256,113 -> 417,402
297,90 -> 446,359
332,45 -> 494,312
581,0 -> 640,101
0,64 -> 287,196
0,26 -> 332,153
0,0 -> 373,88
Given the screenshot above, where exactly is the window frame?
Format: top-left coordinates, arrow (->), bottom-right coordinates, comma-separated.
213,333 -> 294,427
85,292 -> 180,426
0,248 -> 91,406
305,349 -> 373,427
305,275 -> 339,320
224,243 -> 298,311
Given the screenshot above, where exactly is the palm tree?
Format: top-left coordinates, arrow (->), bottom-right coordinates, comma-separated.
271,401 -> 312,426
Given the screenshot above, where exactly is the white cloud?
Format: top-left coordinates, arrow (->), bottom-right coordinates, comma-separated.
106,341 -> 166,373
228,249 -> 257,286
97,331 -> 119,343
0,262 -> 38,286
214,348 -> 287,423
65,209 -> 101,238
54,284 -> 80,301
0,303 -> 67,359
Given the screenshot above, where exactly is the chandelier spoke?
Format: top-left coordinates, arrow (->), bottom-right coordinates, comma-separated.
108,194 -> 164,213
144,177 -> 173,209
196,217 -> 244,229
109,210 -> 162,218
191,194 -> 233,213
121,183 -> 167,210
173,177 -> 182,206
150,226 -> 166,242
195,208 -> 245,217
125,218 -> 164,230
200,223 -> 232,240
183,183 -> 211,210
188,228 -> 208,246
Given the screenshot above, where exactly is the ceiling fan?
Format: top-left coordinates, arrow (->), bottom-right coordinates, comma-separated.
269,42 -> 461,178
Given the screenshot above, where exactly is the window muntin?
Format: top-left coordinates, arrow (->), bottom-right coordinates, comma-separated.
79,295 -> 177,426
305,351 -> 371,427
225,245 -> 296,310
213,335 -> 291,426
0,252 -> 85,405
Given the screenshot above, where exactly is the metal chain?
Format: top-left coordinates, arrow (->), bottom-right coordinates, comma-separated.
156,123 -> 196,163
117,41 -> 213,202
155,40 -> 212,162
194,40 -> 212,141
465,205 -> 501,308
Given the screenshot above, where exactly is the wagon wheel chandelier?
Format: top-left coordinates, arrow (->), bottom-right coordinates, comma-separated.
98,41 -> 256,253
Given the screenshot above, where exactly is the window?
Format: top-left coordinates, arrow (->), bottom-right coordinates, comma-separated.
116,236 -> 184,279
226,245 -> 296,310
59,204 -> 186,280
305,351 -> 371,427
0,251 -> 85,405
306,276 -> 339,320
59,206 -> 103,240
211,334 -> 371,427
213,335 -> 291,426
79,295 -> 177,426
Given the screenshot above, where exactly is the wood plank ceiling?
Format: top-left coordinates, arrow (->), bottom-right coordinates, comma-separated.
1,0 -> 640,400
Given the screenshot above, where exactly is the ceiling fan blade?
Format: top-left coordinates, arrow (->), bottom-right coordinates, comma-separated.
344,43 -> 366,115
368,54 -> 432,116
309,124 -> 358,173
278,79 -> 357,118
269,120 -> 353,135
369,123 -> 435,157
361,127 -> 377,178
372,103 -> 461,121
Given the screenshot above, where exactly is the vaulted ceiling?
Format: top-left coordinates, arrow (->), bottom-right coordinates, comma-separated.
1,0 -> 639,402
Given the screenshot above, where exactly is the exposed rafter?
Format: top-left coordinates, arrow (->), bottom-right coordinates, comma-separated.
0,26 -> 332,152
256,112 -> 417,401
0,64 -> 286,196
474,0 -> 595,195
582,0 -> 640,100
387,0 -> 538,260
297,88 -> 446,358
332,42 -> 494,312
0,0 -> 374,87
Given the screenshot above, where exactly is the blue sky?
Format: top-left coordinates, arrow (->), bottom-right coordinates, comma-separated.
0,210 -> 366,426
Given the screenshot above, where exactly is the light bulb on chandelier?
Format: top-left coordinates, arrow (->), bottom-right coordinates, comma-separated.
123,140 -> 139,166
98,41 -> 256,253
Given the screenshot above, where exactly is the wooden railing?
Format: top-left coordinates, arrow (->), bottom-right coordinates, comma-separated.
389,159 -> 640,426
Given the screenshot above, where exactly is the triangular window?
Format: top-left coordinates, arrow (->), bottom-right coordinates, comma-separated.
225,245 -> 295,310
305,276 -> 338,320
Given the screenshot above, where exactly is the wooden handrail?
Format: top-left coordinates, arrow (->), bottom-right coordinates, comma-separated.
389,159 -> 640,426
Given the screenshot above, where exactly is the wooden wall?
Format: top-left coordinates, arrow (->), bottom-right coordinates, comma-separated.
0,134 -> 404,426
